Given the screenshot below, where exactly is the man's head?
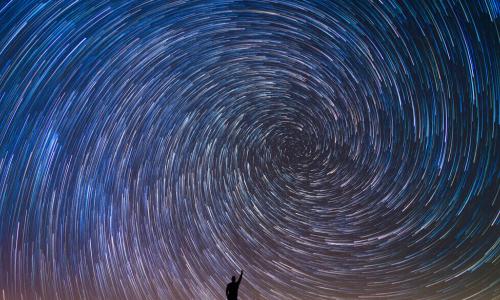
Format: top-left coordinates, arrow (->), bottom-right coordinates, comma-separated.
231,276 -> 236,282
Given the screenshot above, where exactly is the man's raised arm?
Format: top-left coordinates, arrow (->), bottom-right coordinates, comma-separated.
237,270 -> 243,284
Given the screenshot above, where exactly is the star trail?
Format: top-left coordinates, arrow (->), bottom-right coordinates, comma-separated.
0,1 -> 499,299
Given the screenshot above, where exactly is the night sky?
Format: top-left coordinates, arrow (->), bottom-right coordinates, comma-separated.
0,1 -> 499,299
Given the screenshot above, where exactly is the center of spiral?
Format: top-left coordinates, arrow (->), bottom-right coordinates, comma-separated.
272,128 -> 315,167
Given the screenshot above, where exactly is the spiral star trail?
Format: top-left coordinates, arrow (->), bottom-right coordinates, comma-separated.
0,0 -> 499,299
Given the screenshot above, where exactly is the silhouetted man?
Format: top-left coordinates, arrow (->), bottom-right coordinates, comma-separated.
226,270 -> 243,300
